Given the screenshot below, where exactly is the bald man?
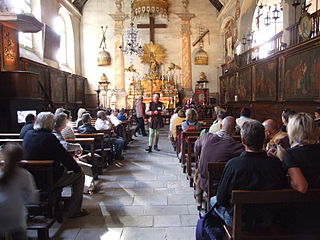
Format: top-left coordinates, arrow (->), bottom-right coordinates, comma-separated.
194,116 -> 244,207
263,119 -> 290,160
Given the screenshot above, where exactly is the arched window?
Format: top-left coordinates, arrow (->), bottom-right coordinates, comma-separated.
10,0 -> 33,48
251,0 -> 283,58
54,7 -> 75,72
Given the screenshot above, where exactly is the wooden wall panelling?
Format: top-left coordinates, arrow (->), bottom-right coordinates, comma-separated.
75,75 -> 85,105
282,44 -> 320,101
20,58 -> 51,100
67,74 -> 76,104
0,71 -> 41,99
49,68 -> 66,104
252,57 -> 278,101
236,66 -> 252,102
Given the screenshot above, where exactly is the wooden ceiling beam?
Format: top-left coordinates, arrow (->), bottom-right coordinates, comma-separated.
209,0 -> 223,12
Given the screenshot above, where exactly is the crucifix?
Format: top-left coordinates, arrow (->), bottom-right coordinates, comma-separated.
137,16 -> 167,43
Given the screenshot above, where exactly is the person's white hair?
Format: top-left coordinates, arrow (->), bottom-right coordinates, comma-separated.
33,112 -> 55,131
77,108 -> 86,119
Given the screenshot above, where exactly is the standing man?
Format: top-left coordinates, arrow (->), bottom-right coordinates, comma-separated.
134,95 -> 147,137
145,93 -> 165,152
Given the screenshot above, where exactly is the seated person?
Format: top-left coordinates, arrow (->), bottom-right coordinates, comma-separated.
117,108 -> 128,121
82,112 -> 124,160
76,108 -> 87,128
109,109 -> 122,127
0,143 -> 38,240
182,108 -> 201,132
61,109 -> 76,140
171,109 -> 186,141
78,113 -> 97,134
280,109 -> 296,132
109,109 -> 127,142
169,107 -> 182,138
53,113 -> 82,154
283,112 -> 320,231
235,107 -> 254,130
23,112 -> 88,218
194,116 -> 243,207
19,113 -> 36,139
263,119 -> 290,160
314,107 -> 320,128
208,109 -> 228,134
211,121 -> 286,230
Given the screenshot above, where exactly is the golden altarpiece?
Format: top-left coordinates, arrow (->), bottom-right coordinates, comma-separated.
126,43 -> 179,108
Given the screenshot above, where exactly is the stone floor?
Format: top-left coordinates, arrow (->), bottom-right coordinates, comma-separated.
28,128 -> 198,240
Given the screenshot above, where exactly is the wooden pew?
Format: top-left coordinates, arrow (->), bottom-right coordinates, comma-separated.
186,135 -> 199,187
180,131 -> 201,173
19,160 -> 58,240
206,162 -> 226,211
225,189 -> 320,240
65,137 -> 99,178
0,133 -> 20,138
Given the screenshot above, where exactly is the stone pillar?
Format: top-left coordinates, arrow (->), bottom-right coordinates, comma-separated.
176,9 -> 195,99
110,11 -> 128,108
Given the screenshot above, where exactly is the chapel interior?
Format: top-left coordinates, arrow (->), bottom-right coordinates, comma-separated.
0,0 -> 320,239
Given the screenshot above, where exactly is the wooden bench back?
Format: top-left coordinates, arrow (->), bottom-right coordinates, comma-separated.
231,189 -> 320,240
19,160 -> 56,218
207,162 -> 226,205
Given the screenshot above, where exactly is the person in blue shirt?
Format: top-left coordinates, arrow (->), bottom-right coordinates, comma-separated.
117,108 -> 128,121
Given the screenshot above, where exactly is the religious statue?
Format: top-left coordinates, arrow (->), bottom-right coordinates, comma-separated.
150,58 -> 158,74
125,64 -> 139,75
166,63 -> 181,74
182,0 -> 189,11
199,72 -> 207,82
115,0 -> 123,12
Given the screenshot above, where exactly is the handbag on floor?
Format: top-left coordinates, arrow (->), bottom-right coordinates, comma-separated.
196,204 -> 225,240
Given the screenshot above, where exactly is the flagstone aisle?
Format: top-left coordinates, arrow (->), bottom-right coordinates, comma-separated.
32,128 -> 198,240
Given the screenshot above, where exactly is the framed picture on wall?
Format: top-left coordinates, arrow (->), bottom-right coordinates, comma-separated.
282,46 -> 320,101
194,89 -> 209,106
236,68 -> 252,101
252,58 -> 277,101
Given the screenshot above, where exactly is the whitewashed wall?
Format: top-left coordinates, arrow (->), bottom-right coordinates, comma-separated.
81,0 -> 222,96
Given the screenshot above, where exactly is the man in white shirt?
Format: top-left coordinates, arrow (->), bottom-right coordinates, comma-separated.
108,109 -> 122,127
95,111 -> 113,130
95,111 -> 125,160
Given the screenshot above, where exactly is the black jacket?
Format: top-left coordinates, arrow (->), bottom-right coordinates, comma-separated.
23,129 -> 81,182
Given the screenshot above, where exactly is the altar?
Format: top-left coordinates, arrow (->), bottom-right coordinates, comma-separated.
126,43 -> 180,109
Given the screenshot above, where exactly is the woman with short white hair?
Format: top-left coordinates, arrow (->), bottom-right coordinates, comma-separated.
283,112 -> 320,193
33,112 -> 55,131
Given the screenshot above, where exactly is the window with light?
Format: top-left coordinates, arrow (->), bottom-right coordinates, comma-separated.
54,16 -> 67,65
251,0 -> 283,59
10,0 -> 33,49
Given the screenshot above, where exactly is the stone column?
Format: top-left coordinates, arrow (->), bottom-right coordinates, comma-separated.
110,11 -> 128,108
176,11 -> 195,99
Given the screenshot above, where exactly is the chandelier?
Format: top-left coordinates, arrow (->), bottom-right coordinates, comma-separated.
120,22 -> 144,56
132,0 -> 169,18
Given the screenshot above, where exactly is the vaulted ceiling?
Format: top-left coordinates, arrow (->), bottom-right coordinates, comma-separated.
69,0 -> 223,14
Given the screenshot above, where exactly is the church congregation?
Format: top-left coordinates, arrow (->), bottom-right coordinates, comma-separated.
1,0 -> 320,239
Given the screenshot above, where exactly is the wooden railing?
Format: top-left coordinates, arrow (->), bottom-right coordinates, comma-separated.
238,31 -> 283,67
287,10 -> 320,47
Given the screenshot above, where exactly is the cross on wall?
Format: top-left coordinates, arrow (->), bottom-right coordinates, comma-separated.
137,17 -> 167,43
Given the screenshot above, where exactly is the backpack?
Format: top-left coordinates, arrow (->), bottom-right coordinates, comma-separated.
186,121 -> 198,131
196,205 -> 225,240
